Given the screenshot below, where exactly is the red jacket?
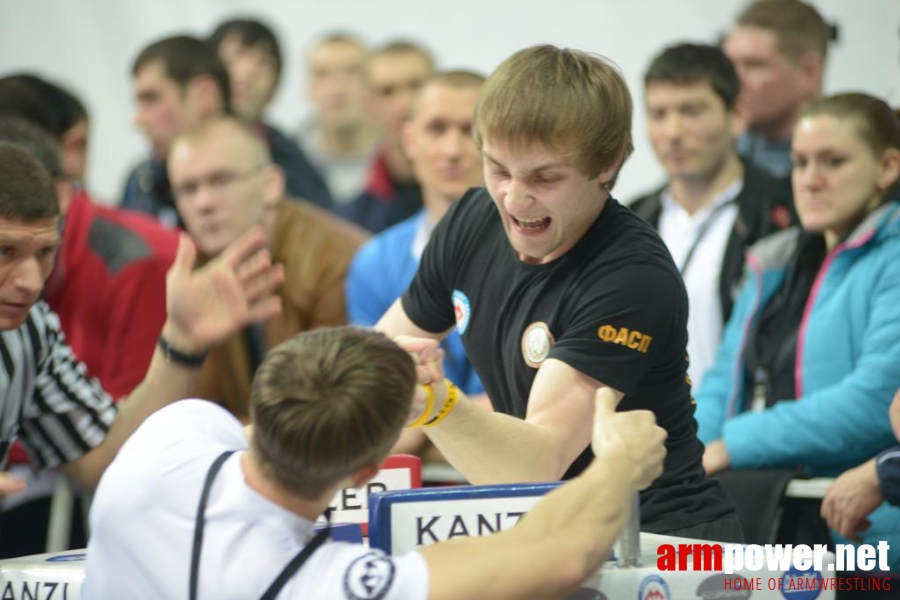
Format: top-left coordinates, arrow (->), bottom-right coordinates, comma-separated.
44,190 -> 179,398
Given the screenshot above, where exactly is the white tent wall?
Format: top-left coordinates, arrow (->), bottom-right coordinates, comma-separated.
1,0 -> 898,204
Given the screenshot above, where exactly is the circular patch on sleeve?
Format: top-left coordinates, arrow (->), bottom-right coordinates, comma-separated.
343,550 -> 397,600
521,321 -> 555,368
452,289 -> 472,334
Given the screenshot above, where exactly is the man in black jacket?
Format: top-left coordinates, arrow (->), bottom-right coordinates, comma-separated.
631,43 -> 794,389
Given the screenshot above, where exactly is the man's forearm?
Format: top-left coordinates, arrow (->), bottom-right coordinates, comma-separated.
421,452 -> 636,600
424,394 -> 582,484
66,323 -> 203,490
520,454 -> 635,571
107,350 -> 200,448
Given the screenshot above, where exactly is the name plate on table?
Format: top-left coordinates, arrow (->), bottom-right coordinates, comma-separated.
327,454 -> 421,535
0,550 -> 86,599
368,482 -> 560,555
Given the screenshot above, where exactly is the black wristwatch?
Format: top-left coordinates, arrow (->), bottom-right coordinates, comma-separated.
158,335 -> 207,368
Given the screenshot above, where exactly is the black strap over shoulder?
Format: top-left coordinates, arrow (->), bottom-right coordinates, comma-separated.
190,450 -> 237,600
189,450 -> 331,600
260,525 -> 330,600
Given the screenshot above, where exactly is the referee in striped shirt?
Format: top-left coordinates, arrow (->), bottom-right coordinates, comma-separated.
0,139 -> 284,500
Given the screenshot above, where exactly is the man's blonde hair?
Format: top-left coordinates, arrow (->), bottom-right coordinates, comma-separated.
473,45 -> 633,186
172,115 -> 271,166
365,40 -> 434,81
308,31 -> 367,62
410,70 -> 485,117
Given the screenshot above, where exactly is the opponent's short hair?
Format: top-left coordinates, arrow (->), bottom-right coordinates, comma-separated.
249,327 -> 416,499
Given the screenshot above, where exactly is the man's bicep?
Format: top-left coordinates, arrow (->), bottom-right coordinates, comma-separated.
399,200 -> 470,337
525,358 -> 623,476
376,298 -> 449,341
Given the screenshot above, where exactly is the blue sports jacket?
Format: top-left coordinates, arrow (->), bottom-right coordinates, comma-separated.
695,201 -> 900,566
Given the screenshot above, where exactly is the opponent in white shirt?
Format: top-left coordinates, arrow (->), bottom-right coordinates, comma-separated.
85,327 -> 667,600
84,399 -> 428,599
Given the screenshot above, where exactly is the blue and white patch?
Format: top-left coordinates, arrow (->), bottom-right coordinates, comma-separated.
452,290 -> 471,335
343,550 -> 396,599
780,566 -> 823,600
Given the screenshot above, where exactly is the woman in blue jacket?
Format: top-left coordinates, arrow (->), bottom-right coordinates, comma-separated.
695,93 -> 900,564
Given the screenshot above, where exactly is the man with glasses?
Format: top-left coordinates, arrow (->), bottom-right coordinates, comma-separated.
167,115 -> 367,420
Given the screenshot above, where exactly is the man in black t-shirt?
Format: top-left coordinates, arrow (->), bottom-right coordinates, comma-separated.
377,45 -> 740,540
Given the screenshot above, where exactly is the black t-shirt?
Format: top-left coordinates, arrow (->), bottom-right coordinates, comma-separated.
402,188 -> 734,533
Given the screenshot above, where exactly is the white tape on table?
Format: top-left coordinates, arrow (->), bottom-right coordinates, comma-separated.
0,550 -> 86,599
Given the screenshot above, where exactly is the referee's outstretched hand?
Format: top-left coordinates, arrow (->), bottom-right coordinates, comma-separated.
591,388 -> 667,490
164,227 -> 285,352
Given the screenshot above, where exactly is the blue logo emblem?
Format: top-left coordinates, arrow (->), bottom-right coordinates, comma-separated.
452,290 -> 472,335
47,553 -> 86,562
780,566 -> 823,599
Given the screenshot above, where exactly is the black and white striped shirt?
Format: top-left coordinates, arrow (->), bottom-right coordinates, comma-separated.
0,301 -> 117,470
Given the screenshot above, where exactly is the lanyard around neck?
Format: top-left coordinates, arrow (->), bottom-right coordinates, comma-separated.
678,199 -> 738,275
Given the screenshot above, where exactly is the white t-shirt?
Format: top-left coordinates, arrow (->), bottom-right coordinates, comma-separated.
658,182 -> 742,390
83,400 -> 429,600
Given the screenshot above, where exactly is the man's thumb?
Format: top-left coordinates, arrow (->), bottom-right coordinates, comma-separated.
594,387 -> 619,419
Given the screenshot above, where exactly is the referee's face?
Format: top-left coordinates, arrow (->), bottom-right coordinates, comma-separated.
0,216 -> 60,330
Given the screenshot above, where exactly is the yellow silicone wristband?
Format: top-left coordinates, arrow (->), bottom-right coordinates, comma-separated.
407,383 -> 436,428
424,380 -> 460,428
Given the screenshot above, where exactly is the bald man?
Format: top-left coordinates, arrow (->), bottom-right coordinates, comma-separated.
167,116 -> 367,418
